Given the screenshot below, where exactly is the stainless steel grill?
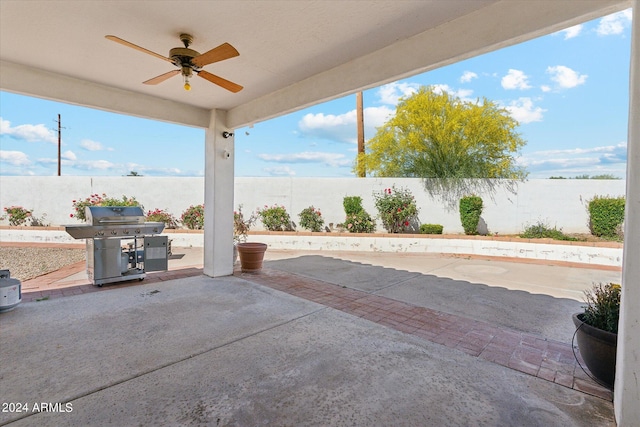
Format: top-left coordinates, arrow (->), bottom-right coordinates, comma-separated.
64,206 -> 168,286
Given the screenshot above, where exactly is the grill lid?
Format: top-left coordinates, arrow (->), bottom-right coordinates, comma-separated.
86,206 -> 145,225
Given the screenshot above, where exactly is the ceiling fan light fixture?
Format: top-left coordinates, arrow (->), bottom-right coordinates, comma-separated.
182,66 -> 193,91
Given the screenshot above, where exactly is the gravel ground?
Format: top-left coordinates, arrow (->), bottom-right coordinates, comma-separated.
0,247 -> 86,281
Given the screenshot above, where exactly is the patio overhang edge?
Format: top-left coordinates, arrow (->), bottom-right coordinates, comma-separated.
0,60 -> 211,129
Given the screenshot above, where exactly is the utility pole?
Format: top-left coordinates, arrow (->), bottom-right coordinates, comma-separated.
55,114 -> 62,176
356,91 -> 365,177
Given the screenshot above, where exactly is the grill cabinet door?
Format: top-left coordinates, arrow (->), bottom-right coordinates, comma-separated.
144,236 -> 168,272
92,239 -> 123,280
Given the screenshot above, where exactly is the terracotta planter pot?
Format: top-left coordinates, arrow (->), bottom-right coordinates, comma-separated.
236,242 -> 267,272
572,313 -> 617,388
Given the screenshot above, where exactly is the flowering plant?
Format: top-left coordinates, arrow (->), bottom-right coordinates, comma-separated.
71,193 -> 141,221
234,205 -> 257,242
582,282 -> 621,333
373,186 -> 419,233
181,204 -> 205,230
71,194 -> 104,221
146,208 -> 179,229
257,204 -> 293,231
2,206 -> 33,226
341,195 -> 375,233
344,211 -> 376,233
298,206 -> 324,232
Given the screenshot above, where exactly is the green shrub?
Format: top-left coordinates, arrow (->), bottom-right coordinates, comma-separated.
420,224 -> 443,234
234,205 -> 257,243
101,195 -> 140,208
181,204 -> 205,230
258,205 -> 294,231
459,196 -> 483,235
146,208 -> 179,229
298,206 -> 324,232
588,196 -> 625,239
344,211 -> 376,233
343,196 -> 364,215
373,186 -> 419,233
342,195 -> 375,233
582,282 -> 621,333
2,206 -> 33,226
519,221 -> 580,241
71,193 -> 141,221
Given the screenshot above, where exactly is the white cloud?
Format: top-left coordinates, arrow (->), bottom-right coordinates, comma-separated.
70,159 -> 115,171
258,151 -> 352,168
263,166 -> 296,177
518,142 -> 627,178
298,111 -> 357,143
431,84 -> 474,102
597,9 -> 632,36
80,139 -> 112,151
504,98 -> 546,124
298,106 -> 393,143
546,65 -> 587,89
0,150 -> 30,166
0,117 -> 57,144
540,85 -> 551,93
61,150 -> 77,160
460,71 -> 478,83
501,69 -> 531,90
364,106 -> 394,130
123,163 -> 183,176
377,82 -> 419,105
559,24 -> 583,39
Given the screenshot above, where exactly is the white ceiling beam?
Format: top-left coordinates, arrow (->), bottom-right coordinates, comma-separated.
0,61 -> 211,128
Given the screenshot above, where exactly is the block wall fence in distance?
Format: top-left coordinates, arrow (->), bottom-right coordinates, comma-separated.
0,176 -> 625,235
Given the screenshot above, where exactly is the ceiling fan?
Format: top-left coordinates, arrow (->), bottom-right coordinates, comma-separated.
105,33 -> 243,92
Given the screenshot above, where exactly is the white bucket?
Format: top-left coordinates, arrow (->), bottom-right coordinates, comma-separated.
0,277 -> 22,312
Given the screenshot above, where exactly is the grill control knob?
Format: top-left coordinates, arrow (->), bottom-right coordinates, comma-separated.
96,231 -> 104,236
111,230 -> 118,235
123,229 -> 130,235
135,229 -> 141,234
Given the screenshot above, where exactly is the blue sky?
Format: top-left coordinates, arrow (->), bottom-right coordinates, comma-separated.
0,9 -> 632,179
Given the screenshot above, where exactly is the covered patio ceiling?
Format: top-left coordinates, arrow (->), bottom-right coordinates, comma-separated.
0,0 -> 631,130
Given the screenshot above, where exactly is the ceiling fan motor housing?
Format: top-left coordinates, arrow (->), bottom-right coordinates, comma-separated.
169,47 -> 201,69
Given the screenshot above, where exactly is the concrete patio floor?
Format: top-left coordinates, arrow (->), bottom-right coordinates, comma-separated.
0,246 -> 621,426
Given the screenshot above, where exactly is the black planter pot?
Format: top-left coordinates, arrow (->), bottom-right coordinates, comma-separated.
572,313 -> 617,388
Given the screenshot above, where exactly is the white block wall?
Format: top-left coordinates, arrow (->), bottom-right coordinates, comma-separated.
0,176 -> 626,235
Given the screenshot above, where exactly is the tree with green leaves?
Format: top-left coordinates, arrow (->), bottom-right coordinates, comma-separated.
355,86 -> 528,206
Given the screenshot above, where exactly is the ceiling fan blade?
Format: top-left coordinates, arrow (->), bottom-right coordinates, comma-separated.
197,70 -> 243,93
143,70 -> 180,85
105,35 -> 173,63
192,42 -> 239,68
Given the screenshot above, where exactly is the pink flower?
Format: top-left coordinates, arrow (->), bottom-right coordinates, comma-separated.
404,221 -> 409,226
70,214 -> 74,217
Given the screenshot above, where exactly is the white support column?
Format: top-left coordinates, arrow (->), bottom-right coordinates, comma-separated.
203,109 -> 235,277
615,1 -> 640,425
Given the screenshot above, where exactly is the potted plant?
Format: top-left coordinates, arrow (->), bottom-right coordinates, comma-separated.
572,282 -> 620,388
234,206 -> 266,271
